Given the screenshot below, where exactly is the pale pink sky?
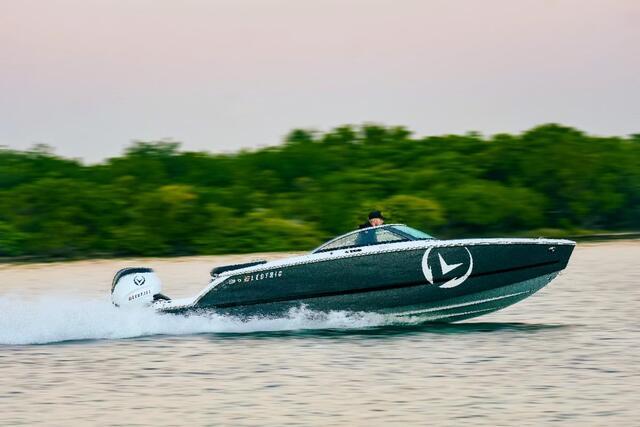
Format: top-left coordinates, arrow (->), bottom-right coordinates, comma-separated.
1,0 -> 639,161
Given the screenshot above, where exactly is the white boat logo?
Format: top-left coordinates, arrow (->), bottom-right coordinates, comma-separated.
422,247 -> 474,288
133,275 -> 146,286
438,253 -> 463,275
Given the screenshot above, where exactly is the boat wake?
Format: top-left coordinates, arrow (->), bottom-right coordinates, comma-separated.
0,294 -> 395,345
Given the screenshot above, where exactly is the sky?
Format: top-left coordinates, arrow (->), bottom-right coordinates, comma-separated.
1,0 -> 639,162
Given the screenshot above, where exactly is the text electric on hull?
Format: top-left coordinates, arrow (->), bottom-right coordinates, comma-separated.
111,225 -> 574,322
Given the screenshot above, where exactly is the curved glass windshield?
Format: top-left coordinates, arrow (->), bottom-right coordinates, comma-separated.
314,227 -> 408,253
390,225 -> 435,240
312,224 -> 434,253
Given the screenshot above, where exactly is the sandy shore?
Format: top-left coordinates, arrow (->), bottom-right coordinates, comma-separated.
0,252 -> 303,299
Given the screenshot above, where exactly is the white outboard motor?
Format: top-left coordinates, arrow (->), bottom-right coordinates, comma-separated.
111,267 -> 167,307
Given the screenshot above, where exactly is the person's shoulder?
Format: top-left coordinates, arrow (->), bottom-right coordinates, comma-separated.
358,222 -> 371,229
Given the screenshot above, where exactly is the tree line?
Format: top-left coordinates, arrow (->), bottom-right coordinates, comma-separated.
0,123 -> 638,259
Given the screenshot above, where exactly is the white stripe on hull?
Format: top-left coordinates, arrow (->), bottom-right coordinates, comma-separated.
429,306 -> 498,320
392,290 -> 531,317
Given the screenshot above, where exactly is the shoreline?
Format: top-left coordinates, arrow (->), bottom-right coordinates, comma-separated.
1,236 -> 639,266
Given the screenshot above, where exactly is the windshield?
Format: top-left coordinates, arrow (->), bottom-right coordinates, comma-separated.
312,224 -> 435,253
390,225 -> 435,240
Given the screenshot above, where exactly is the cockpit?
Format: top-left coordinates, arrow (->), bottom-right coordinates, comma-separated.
312,224 -> 435,254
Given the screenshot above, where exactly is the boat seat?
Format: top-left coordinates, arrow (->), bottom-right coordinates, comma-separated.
210,260 -> 267,277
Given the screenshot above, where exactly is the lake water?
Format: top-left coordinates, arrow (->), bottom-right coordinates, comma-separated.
1,243 -> 638,426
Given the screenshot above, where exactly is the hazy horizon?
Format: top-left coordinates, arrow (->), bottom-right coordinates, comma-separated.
2,0 -> 639,162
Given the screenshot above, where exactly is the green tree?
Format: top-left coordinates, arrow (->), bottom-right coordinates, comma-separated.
379,195 -> 445,230
0,123 -> 638,259
0,222 -> 26,256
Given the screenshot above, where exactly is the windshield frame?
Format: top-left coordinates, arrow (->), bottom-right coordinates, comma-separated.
311,224 -> 434,254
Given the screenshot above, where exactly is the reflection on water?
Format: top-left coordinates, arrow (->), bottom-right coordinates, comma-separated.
1,242 -> 639,426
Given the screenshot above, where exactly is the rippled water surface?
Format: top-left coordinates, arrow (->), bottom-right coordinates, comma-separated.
1,243 -> 638,426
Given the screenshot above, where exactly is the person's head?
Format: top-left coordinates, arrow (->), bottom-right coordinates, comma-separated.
368,210 -> 385,226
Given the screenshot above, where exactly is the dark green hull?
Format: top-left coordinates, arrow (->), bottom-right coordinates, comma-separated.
163,239 -> 574,322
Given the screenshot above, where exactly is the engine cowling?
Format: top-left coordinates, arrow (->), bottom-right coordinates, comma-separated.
111,267 -> 163,307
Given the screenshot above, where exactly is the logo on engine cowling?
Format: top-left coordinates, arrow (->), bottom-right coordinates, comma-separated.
133,275 -> 146,286
421,246 -> 473,288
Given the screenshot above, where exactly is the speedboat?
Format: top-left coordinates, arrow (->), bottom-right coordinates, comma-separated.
111,224 -> 575,322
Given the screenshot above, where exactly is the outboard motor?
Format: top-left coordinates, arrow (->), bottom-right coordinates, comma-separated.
111,267 -> 168,307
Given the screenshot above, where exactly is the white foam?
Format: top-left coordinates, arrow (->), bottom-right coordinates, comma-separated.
0,294 -> 391,345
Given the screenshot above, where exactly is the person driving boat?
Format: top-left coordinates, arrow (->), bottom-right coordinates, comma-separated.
358,210 -> 385,229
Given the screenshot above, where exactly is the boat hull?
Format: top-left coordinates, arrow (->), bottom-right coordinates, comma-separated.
161,239 -> 574,322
